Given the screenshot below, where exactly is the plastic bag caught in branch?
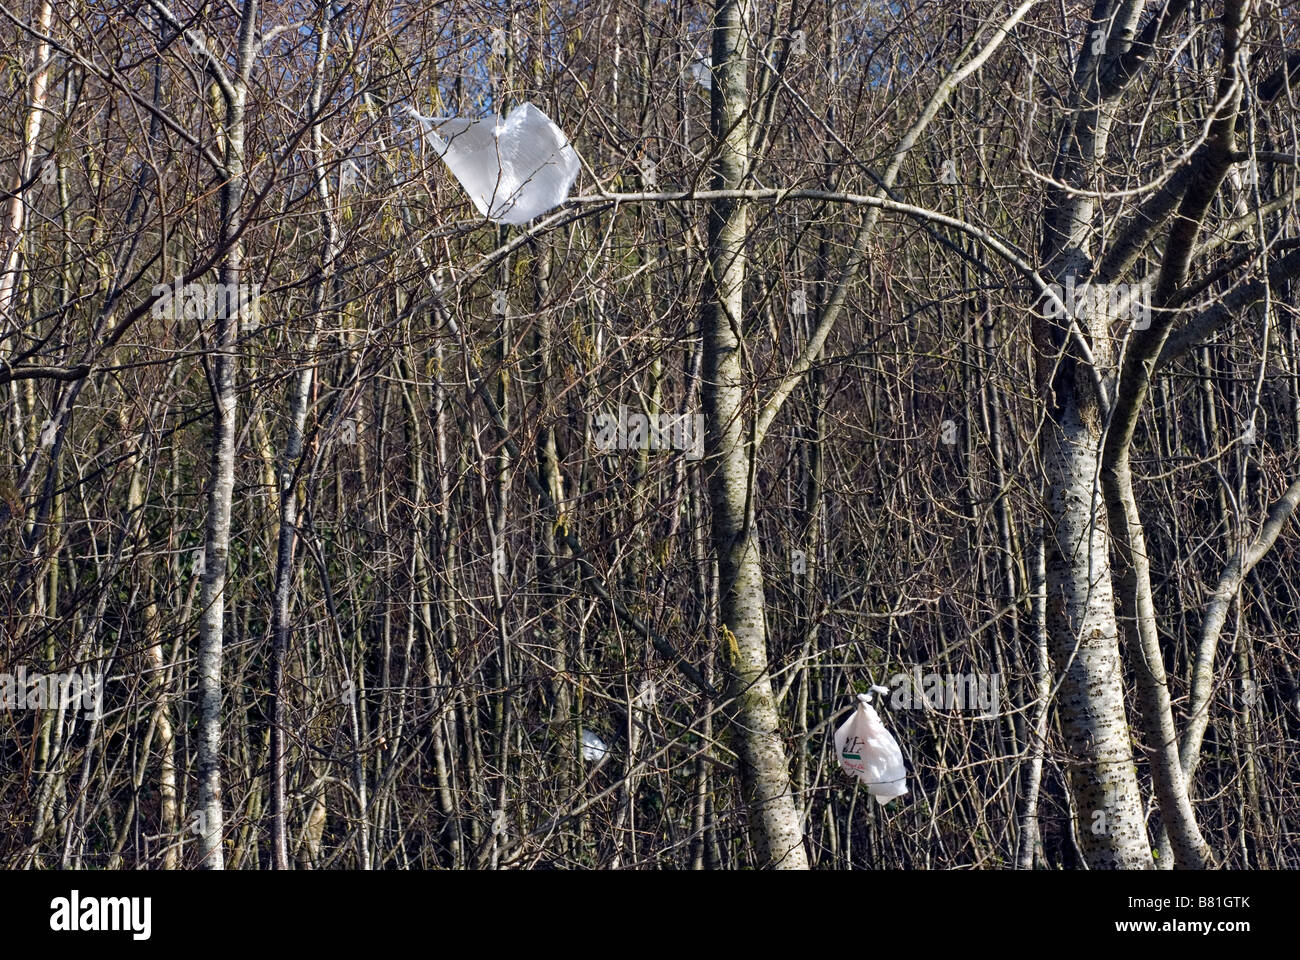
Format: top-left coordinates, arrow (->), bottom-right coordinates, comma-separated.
581,729 -> 609,763
688,55 -> 712,90
401,102 -> 580,225
834,693 -> 908,804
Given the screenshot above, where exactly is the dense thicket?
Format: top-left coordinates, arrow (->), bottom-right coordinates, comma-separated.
2,0 -> 1298,869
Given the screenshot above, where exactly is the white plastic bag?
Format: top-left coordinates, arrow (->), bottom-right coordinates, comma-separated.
689,55 -> 712,90
402,102 -> 579,225
834,693 -> 908,804
580,729 -> 608,763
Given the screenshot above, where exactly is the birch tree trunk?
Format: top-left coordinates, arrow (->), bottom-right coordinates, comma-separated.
196,0 -> 259,870
270,2 -> 338,871
1038,391 -> 1150,868
1015,526 -> 1049,869
703,0 -> 807,869
0,0 -> 52,336
1032,2 -> 1155,869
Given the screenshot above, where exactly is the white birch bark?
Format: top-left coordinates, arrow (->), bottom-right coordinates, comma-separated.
194,0 -> 259,869
0,0 -> 53,338
1032,0 -> 1164,870
703,0 -> 807,869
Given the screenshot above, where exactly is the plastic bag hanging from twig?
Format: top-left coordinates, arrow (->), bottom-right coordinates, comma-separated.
834,691 -> 908,804
580,729 -> 609,763
688,55 -> 712,90
401,102 -> 580,225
